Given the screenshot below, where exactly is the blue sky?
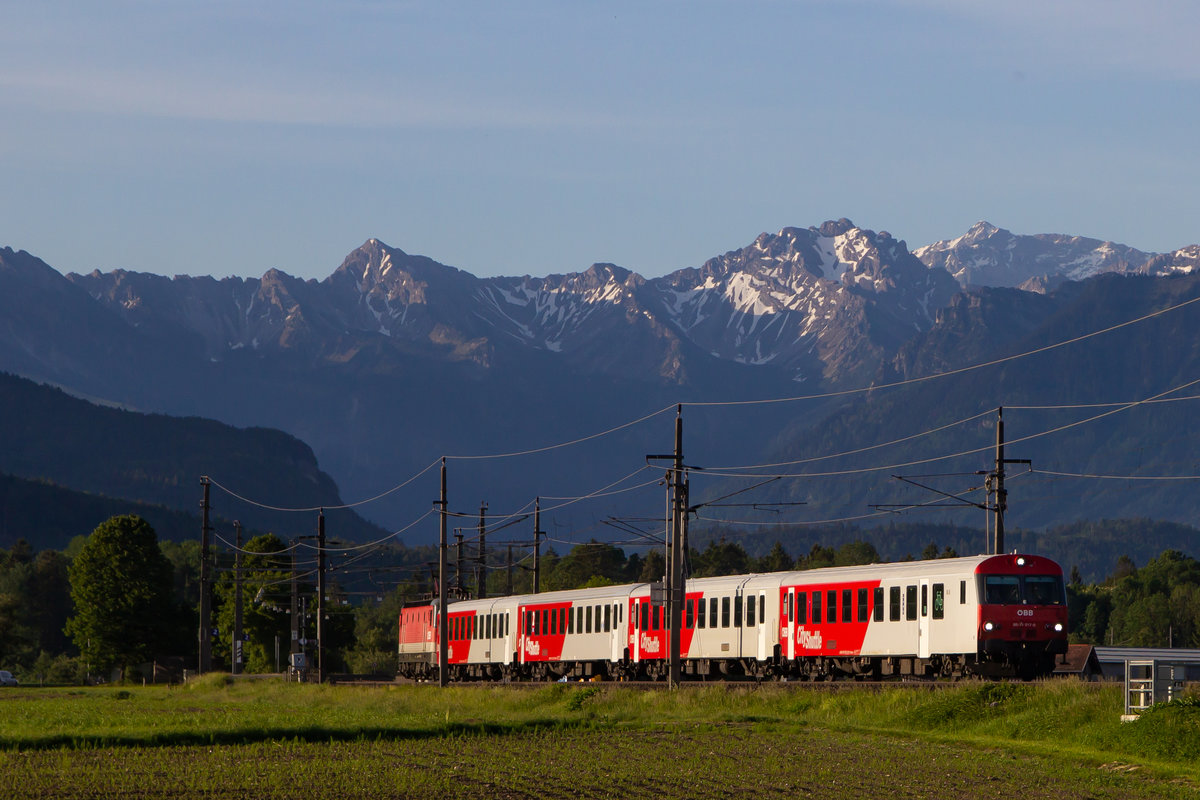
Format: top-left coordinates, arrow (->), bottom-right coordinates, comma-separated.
2,1 -> 1198,280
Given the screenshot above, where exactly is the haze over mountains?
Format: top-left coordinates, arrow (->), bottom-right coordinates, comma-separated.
3,219 -> 1200,546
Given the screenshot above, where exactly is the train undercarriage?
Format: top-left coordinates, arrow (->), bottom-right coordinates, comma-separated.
397,642 -> 1063,683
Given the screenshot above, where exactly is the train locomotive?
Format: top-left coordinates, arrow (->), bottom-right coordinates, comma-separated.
398,552 -> 1068,682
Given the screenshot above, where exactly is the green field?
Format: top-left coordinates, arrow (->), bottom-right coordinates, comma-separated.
0,678 -> 1196,799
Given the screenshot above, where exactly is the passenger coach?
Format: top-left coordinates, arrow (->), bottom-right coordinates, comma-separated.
397,553 -> 1067,682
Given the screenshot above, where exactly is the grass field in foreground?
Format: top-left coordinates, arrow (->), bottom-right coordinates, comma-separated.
0,678 -> 1197,799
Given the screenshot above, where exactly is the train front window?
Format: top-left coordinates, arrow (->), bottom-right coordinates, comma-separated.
1024,575 -> 1065,605
981,575 -> 1065,605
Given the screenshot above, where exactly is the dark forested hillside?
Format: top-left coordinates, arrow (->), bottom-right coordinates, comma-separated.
0,373 -> 389,543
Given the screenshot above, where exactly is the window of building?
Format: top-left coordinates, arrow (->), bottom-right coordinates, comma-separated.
889,586 -> 901,621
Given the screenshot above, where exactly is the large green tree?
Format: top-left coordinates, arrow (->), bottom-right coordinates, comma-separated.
214,533 -> 291,673
65,515 -> 176,677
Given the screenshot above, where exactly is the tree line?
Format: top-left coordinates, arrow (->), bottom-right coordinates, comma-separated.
2,514 -> 1199,683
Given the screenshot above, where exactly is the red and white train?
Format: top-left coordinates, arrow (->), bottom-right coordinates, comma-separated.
398,552 -> 1068,682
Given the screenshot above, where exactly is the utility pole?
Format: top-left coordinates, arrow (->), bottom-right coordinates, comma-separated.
316,509 -> 326,684
290,545 -> 299,669
647,405 -> 686,688
477,502 -> 488,600
668,406 -> 684,689
232,520 -> 243,676
992,407 -> 1030,555
455,533 -> 465,598
506,544 -> 514,596
533,497 -> 543,594
198,477 -> 212,674
436,457 -> 448,687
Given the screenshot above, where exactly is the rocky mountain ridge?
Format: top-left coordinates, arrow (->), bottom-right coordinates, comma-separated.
913,220 -> 1200,289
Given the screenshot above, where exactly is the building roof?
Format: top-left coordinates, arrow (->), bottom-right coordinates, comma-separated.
1093,646 -> 1200,663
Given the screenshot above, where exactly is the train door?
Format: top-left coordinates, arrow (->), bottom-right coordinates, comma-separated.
918,580 -> 931,659
782,587 -> 795,660
610,601 -> 622,664
756,592 -> 768,662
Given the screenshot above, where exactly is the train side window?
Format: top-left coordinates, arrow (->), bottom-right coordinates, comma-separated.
686,599 -> 695,629
873,588 -> 883,622
811,591 -> 821,624
697,598 -> 706,629
784,592 -> 792,622
577,607 -> 584,632
841,589 -> 852,623
551,610 -> 558,636
733,595 -> 743,627
505,613 -> 510,637
710,597 -> 719,628
721,596 -> 731,628
933,584 -> 945,620
568,607 -> 575,634
604,604 -> 612,632
921,585 -> 928,618
827,590 -> 837,624
889,586 -> 901,621
561,608 -> 568,634
858,588 -> 869,622
906,585 -> 917,621
641,602 -> 650,632
618,603 -> 623,624
653,604 -> 661,631
797,592 -> 808,625
960,580 -> 967,604
486,615 -> 492,639
585,606 -> 592,634
747,594 -> 756,627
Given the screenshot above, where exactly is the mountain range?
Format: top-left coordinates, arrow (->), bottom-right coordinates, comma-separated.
3,219 -> 1200,547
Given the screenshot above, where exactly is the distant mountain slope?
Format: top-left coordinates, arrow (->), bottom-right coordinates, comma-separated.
0,372 -> 389,542
4,219 -> 1200,539
736,273 -> 1200,530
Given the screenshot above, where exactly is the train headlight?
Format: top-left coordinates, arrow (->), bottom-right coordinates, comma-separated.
1016,557 -> 1026,566
984,621 -> 995,632
1054,623 -> 1063,632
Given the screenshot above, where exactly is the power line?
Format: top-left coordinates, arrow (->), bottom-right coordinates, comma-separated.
208,457 -> 442,513
203,293 -> 1200,515
700,376 -> 1200,479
